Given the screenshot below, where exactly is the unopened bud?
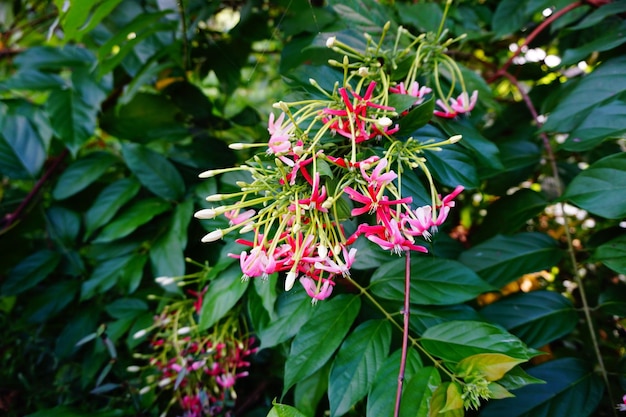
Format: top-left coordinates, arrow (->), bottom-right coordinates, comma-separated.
229,143 -> 245,150
195,208 -> 218,219
449,134 -> 462,143
239,223 -> 254,233
318,245 -> 328,260
285,270 -> 298,291
377,116 -> 393,128
326,36 -> 336,48
177,326 -> 191,335
139,386 -> 151,395
127,366 -> 141,373
158,378 -> 172,388
358,67 -> 369,77
205,194 -> 225,202
201,229 -> 224,242
133,329 -> 147,339
155,276 -> 175,286
321,198 -> 334,210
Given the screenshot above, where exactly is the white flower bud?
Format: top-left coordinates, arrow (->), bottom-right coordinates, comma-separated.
158,378 -> 171,388
139,386 -> 151,395
205,194 -> 224,202
285,270 -> 298,291
239,223 -> 254,233
318,245 -> 328,260
201,229 -> 224,242
377,116 -> 393,128
199,169 -> 217,178
229,143 -> 245,150
195,208 -> 217,219
326,36 -> 336,48
133,329 -> 147,339
358,67 -> 369,77
177,326 -> 191,335
449,134 -> 462,143
127,366 -> 141,373
155,276 -> 175,286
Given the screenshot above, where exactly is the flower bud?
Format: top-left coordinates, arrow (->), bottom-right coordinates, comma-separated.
318,245 -> 328,260
195,208 -> 218,219
158,378 -> 172,388
201,229 -> 224,242
449,134 -> 462,143
177,327 -> 191,335
326,36 -> 336,48
139,386 -> 151,395
155,276 -> 175,286
133,329 -> 147,339
127,365 -> 141,373
377,116 -> 393,128
205,194 -> 225,202
285,270 -> 298,291
358,67 -> 369,77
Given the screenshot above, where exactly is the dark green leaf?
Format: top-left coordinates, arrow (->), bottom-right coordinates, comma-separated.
93,198 -> 171,243
198,263 -> 249,330
598,285 -> 626,316
0,69 -> 66,91
80,255 -> 133,301
569,1 -> 626,30
2,250 -> 62,295
542,56 -> 626,134
283,294 -> 361,395
560,100 -> 626,151
121,142 -> 185,201
149,199 -> 193,278
562,152 -> 626,219
24,281 -> 79,323
424,146 -> 479,189
25,406 -> 124,417
52,152 -> 118,200
458,232 -> 562,288
256,289 -> 315,350
496,365 -> 546,391
395,2 -> 443,33
105,298 -> 149,319
56,0 -> 125,43
479,358 -> 603,417
367,348 -> 423,417
409,304 -> 483,335
14,45 -> 94,69
295,362 -> 331,417
0,113 -> 47,179
85,178 -> 141,239
498,139 -> 541,171
561,21 -> 626,66
481,291 -> 578,348
329,320 -> 391,417
397,98 -> 435,136
46,206 -> 81,245
369,256 -> 495,305
400,367 -> 441,417
421,320 -> 539,363
120,254 -> 148,294
491,0 -> 550,37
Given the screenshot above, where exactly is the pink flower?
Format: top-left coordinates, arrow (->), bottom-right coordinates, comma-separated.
617,394 -> 626,411
450,91 -> 478,114
364,218 -> 428,255
239,247 -> 276,279
267,112 -> 293,155
298,172 -> 328,212
314,247 -> 357,276
300,276 -> 334,301
361,158 -> 397,188
389,81 -> 432,105
216,373 -> 236,388
224,209 -> 255,226
433,99 -> 458,118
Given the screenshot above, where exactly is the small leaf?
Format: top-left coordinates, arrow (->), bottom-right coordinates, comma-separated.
497,366 -> 545,391
488,382 -> 515,399
2,250 -> 62,295
198,263 -> 249,330
421,320 -> 539,363
428,383 -> 464,417
562,152 -> 626,219
53,152 -> 118,200
85,178 -> 141,238
46,206 -> 81,245
479,358 -> 603,417
283,295 -> 361,395
0,113 -> 47,179
396,98 -> 435,136
480,291 -> 578,348
121,142 -> 185,201
267,402 -> 309,417
329,320 -> 392,417
458,232 -> 562,288
93,198 -> 171,243
399,366 -> 441,417
369,256 -> 494,306
440,381 -> 464,413
455,353 -> 526,382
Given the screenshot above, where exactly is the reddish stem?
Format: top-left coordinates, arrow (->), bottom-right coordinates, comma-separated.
393,250 -> 411,417
488,1 -> 584,83
0,149 -> 69,234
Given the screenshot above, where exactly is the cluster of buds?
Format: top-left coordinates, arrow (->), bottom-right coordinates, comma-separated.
195,24 -> 475,302
131,290 -> 255,417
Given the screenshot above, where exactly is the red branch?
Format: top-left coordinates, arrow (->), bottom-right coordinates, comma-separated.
394,250 -> 411,417
488,1 -> 584,83
0,149 -> 69,234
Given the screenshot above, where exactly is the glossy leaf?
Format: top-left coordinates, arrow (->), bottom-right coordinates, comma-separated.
409,304 -> 483,335
267,403 -> 309,417
421,320 -> 539,363
491,0 -> 550,37
121,142 -> 185,201
480,291 -> 578,348
497,366 -> 546,392
2,250 -> 62,296
105,298 -> 148,319
149,199 -> 193,278
458,232 -> 562,288
479,358 -> 603,417
52,152 -> 118,200
55,0 -> 125,43
428,383 -> 464,417
198,263 -> 250,330
396,98 -> 435,136
369,256 -> 494,305
46,206 -> 81,245
367,348 -> 423,417
93,198 -> 171,243
283,295 -> 361,395
329,319 -> 391,417
0,111 -> 47,179
13,45 -> 94,69
295,362 -> 330,417
542,56 -> 626,134
80,255 -> 133,301
85,178 -> 141,239
559,100 -> 626,151
399,366 -> 441,417
562,152 -> 626,219
424,146 -> 479,189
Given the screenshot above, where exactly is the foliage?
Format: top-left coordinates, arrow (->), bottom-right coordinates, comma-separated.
1,0 -> 626,416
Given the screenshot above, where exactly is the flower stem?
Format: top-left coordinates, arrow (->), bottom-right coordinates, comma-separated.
393,250 -> 411,417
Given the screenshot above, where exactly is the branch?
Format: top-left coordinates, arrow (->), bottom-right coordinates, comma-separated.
0,149 -> 69,235
394,250 -> 411,417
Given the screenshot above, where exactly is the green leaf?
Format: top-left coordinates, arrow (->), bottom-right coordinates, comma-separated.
458,232 -> 562,288
55,0 -> 125,43
476,188 -> 548,241
569,1 -> 626,30
455,353 -> 526,382
561,21 -> 626,66
497,139 -> 541,171
562,152 -> 626,219
369,256 -> 494,306
2,250 -> 62,296
80,255 -> 133,301
480,291 -> 578,348
13,45 -> 94,70
409,304 -> 484,336
45,206 -> 81,246
53,152 -> 118,200
256,289 -> 315,350
105,298 -> 148,319
479,358 -> 603,417
198,263 -> 249,330
421,320 -> 539,363
399,366 -> 441,417
491,0 -> 550,37
367,348 -> 423,417
85,178 -> 141,238
597,284 -> 626,316
428,382 -> 464,417
0,113 -> 47,179
121,142 -> 185,201
424,146 -> 479,189
24,281 -> 79,323
329,320 -> 392,417
120,254 -> 148,294
559,99 -> 626,151
283,294 -> 361,395
93,198 -> 171,243
267,402 -> 309,417
149,199 -> 193,278
0,69 -> 66,91
497,365 -> 546,391
542,56 -> 626,134
295,362 -> 330,417
25,406 -> 125,417
396,98 -> 435,136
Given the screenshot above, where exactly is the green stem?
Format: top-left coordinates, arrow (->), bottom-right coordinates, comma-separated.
394,250 -> 411,417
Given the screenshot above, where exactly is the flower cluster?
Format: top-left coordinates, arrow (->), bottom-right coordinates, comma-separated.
131,290 -> 255,417
196,26 -> 474,302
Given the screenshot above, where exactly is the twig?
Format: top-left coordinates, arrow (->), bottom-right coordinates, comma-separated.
0,149 -> 69,235
393,250 -> 411,417
487,1 -> 584,83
